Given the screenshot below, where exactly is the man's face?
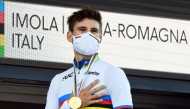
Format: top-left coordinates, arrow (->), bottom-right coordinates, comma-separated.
67,18 -> 102,42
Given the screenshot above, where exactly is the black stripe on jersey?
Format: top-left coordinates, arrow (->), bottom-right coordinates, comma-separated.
88,103 -> 113,108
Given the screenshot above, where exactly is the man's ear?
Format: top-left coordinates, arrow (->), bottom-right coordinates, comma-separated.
67,31 -> 73,43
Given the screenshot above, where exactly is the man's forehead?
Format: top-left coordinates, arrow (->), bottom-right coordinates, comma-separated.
77,26 -> 98,29
74,19 -> 100,28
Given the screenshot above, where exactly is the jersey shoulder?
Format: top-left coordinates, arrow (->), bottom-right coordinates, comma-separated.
50,67 -> 73,83
97,59 -> 125,75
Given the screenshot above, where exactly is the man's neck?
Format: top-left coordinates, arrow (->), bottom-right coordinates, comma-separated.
74,52 -> 92,62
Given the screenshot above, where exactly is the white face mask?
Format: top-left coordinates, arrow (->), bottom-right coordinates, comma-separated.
72,32 -> 100,55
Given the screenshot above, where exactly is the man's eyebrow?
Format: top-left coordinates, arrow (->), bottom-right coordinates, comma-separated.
77,26 -> 87,29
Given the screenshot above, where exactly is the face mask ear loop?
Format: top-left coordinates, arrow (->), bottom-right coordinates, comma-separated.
72,36 -> 74,43
88,33 -> 101,43
99,36 -> 102,43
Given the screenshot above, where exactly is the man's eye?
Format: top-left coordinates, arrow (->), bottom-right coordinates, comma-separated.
91,30 -> 98,33
80,29 -> 86,32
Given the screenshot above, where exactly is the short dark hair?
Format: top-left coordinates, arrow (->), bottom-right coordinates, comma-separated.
67,7 -> 102,32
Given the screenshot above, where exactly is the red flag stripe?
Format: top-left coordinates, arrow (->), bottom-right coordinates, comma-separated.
0,12 -> 4,24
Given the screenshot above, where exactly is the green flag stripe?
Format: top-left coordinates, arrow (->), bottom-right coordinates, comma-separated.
0,46 -> 4,57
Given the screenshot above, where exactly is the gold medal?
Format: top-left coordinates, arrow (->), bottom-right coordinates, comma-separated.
68,96 -> 82,109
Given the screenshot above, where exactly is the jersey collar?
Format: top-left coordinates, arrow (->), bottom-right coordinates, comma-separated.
73,54 -> 100,70
73,58 -> 90,69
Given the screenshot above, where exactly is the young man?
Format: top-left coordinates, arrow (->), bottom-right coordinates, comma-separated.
45,8 -> 133,109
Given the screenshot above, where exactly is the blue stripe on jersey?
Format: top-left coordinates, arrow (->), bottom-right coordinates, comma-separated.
59,93 -> 72,104
101,95 -> 111,101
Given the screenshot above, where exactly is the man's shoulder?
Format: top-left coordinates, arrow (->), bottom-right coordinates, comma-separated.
56,67 -> 73,77
50,67 -> 73,82
98,59 -> 125,74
